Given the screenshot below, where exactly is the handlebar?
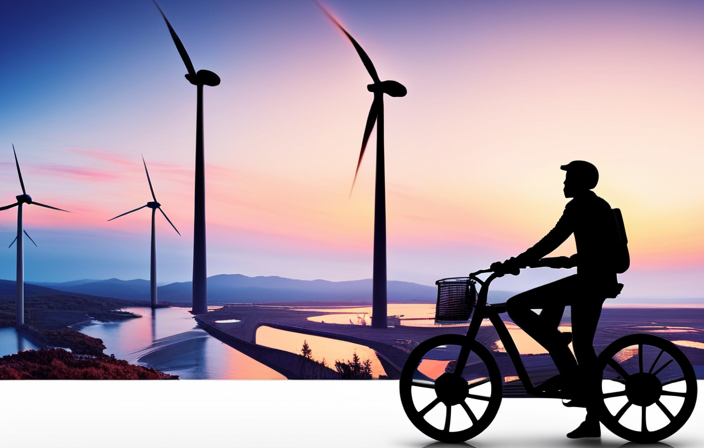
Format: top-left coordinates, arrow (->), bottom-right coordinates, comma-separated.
471,256 -> 574,283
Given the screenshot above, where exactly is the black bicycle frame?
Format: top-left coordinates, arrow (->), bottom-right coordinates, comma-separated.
454,269 -> 539,395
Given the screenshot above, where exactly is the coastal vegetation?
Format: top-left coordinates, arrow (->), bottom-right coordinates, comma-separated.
334,351 -> 373,379
300,340 -> 373,379
0,292 -> 143,330
0,348 -> 178,379
0,291 -> 178,379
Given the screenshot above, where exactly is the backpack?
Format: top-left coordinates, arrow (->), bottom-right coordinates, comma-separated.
612,208 -> 630,273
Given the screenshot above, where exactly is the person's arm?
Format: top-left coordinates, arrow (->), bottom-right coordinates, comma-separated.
516,204 -> 575,265
493,205 -> 575,274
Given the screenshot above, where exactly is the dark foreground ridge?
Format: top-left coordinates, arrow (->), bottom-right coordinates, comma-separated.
0,348 -> 177,379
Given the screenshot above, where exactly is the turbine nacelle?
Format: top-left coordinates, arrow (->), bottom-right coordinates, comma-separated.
147,201 -> 161,209
367,80 -> 407,97
16,194 -> 32,204
185,69 -> 221,87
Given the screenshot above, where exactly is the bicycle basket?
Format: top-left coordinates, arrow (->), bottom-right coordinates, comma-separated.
434,277 -> 477,322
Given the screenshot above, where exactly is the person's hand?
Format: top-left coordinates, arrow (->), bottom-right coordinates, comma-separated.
503,257 -> 521,275
538,256 -> 572,269
491,258 -> 521,276
490,261 -> 505,276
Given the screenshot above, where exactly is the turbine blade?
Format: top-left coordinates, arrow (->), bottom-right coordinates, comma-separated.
23,230 -> 37,247
32,202 -> 69,212
159,208 -> 181,236
13,144 -> 27,195
315,1 -> 380,83
142,156 -> 157,202
108,205 -> 148,221
350,99 -> 379,197
8,237 -> 17,248
153,0 -> 197,78
0,202 -> 19,211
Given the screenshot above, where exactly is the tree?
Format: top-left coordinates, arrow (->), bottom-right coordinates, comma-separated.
301,340 -> 313,360
335,350 -> 372,379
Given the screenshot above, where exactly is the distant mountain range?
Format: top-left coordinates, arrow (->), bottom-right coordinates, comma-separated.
26,275 -> 518,305
25,275 -> 461,305
3,275 -> 698,306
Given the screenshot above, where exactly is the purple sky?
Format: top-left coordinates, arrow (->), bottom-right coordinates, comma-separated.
1,0 -> 703,299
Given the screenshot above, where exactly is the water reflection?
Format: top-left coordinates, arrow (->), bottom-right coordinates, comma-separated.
0,328 -> 39,357
306,304 -> 462,327
256,326 -> 387,378
77,307 -> 284,379
306,304 -> 575,356
672,340 -> 704,350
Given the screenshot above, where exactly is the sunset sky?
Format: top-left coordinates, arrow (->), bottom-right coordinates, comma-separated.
1,0 -> 703,299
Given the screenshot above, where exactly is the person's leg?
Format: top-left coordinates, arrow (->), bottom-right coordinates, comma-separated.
566,291 -> 606,438
568,297 -> 604,438
506,275 -> 580,378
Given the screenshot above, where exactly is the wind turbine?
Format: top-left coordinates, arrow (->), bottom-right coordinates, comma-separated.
109,157 -> 180,309
318,4 -> 407,328
0,145 -> 69,326
153,0 -> 220,315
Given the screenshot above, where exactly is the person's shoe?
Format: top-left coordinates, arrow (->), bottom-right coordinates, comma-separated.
562,397 -> 588,408
566,419 -> 601,439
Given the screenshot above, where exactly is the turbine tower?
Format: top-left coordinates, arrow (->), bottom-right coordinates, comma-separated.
109,157 -> 180,309
0,145 -> 69,326
318,4 -> 407,328
153,1 -> 220,314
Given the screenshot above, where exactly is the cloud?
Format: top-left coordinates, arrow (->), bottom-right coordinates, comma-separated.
68,148 -> 135,168
30,163 -> 121,182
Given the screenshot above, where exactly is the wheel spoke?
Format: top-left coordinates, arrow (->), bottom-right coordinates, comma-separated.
460,401 -> 478,424
615,401 -> 632,421
602,390 -> 628,399
648,349 -> 664,374
661,390 -> 688,398
443,405 -> 452,432
656,400 -> 675,422
419,397 -> 441,417
638,343 -> 644,373
641,406 -> 648,433
608,358 -> 631,380
411,379 -> 435,389
467,393 -> 491,402
467,377 -> 491,390
652,359 -> 673,377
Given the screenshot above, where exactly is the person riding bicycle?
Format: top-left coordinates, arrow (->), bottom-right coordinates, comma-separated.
491,160 -> 624,439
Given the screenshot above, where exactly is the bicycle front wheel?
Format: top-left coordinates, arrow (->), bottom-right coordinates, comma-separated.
400,334 -> 502,443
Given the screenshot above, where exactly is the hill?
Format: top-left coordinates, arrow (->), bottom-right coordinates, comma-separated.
30,274 -> 518,305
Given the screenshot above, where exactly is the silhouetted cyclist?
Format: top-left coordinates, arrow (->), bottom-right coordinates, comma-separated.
491,160 -> 624,439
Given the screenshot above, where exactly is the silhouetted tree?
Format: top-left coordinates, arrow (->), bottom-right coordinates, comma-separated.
301,340 -> 313,359
335,350 -> 372,379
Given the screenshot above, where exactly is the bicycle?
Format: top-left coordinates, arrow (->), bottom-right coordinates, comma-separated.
399,263 -> 698,444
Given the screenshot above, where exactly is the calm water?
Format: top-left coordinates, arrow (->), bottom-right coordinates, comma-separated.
0,328 -> 40,357
306,304 -> 565,355
76,307 -> 284,379
77,306 -> 396,379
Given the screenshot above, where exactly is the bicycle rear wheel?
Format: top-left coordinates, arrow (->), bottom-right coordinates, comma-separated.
400,334 -> 502,443
595,334 -> 697,443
